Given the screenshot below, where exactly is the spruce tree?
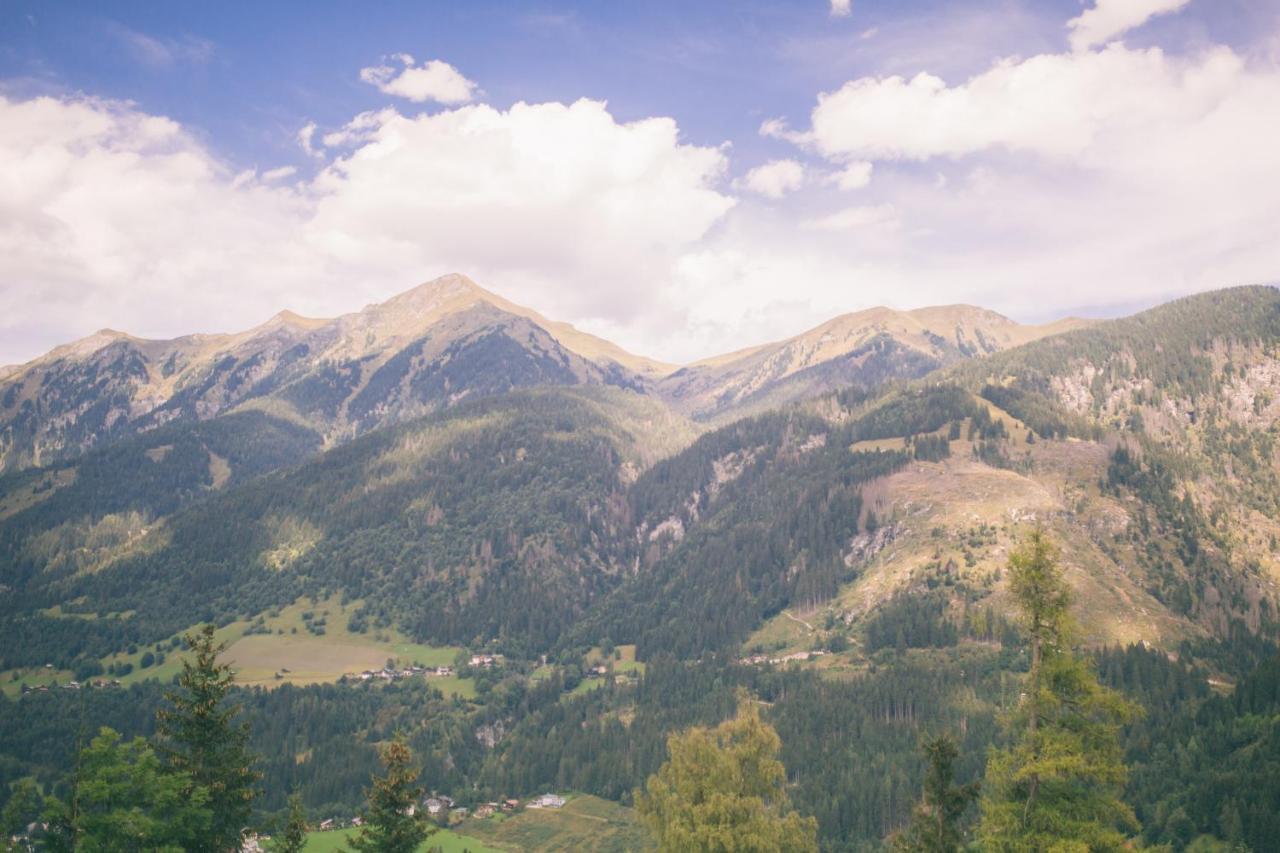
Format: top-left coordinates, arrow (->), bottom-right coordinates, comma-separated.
892,734 -> 978,852
156,624 -> 260,853
269,792 -> 309,853
978,530 -> 1139,851
348,736 -> 433,853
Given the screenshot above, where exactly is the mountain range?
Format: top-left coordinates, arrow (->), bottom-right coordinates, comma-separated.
5,278 -> 1280,668
6,276 -> 1280,849
0,273 -> 1089,473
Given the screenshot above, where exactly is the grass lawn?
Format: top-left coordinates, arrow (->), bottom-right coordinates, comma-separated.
304,826 -> 504,852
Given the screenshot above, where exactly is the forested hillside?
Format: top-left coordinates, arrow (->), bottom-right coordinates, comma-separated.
4,285 -> 1280,851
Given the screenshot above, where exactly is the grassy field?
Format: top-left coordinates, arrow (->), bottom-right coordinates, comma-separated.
5,593 -> 472,697
110,594 -> 467,690
463,795 -> 651,852
2,666 -> 78,697
304,826 -> 503,852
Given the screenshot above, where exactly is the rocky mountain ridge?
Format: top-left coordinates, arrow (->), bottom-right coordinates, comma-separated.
0,273 -> 1085,472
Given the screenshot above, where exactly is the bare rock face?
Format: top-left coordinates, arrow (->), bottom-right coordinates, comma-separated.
475,720 -> 506,749
843,522 -> 901,569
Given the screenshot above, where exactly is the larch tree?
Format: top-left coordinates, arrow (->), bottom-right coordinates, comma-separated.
156,624 -> 260,853
1,778 -> 43,839
636,694 -> 818,852
978,529 -> 1139,851
42,727 -> 211,852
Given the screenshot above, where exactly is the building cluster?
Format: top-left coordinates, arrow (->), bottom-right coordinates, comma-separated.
19,679 -> 121,695
416,792 -> 565,825
341,653 -> 507,683
739,650 -> 827,666
345,664 -> 454,683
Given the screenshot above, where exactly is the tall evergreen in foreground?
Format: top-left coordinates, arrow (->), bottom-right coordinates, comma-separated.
892,734 -> 978,852
978,530 -> 1138,851
156,624 -> 260,853
269,792 -> 309,853
636,694 -> 818,852
347,736 -> 433,853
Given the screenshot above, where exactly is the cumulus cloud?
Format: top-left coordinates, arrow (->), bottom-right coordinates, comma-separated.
4,6 -> 1279,369
754,33 -> 1280,332
808,43 -> 1251,162
359,54 -> 477,104
736,159 -> 805,198
0,93 -> 733,365
305,99 -> 734,321
827,161 -> 873,190
1068,0 -> 1192,52
830,0 -> 852,18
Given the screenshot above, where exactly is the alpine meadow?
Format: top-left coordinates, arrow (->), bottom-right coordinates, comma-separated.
4,1 -> 1280,851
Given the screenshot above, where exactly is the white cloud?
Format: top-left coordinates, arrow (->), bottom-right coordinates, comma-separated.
827,161 -> 873,190
736,159 -> 805,198
296,122 -> 320,158
803,204 -> 898,231
261,165 -> 297,182
830,0 -> 852,18
321,109 -> 397,148
808,43 -> 1250,162
748,34 -> 1280,337
4,9 -> 1280,369
0,93 -> 733,365
1068,0 -> 1192,52
305,99 -> 734,323
359,54 -> 477,104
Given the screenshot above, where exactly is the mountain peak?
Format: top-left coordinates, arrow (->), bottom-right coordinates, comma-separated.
385,272 -> 490,308
257,309 -> 328,331
40,328 -> 136,364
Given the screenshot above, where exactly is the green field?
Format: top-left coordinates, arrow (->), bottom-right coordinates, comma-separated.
304,826 -> 503,852
2,666 -> 77,697
463,795 -> 651,852
4,594 -> 472,697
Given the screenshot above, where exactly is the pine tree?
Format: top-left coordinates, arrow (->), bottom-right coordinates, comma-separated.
636,694 -> 818,852
156,624 -> 260,853
978,530 -> 1139,851
348,736 -> 433,853
892,734 -> 978,852
269,792 -> 308,853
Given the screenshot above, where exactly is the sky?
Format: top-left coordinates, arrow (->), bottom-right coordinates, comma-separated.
2,0 -> 1279,366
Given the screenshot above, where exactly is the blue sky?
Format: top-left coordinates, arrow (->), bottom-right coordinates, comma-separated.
2,0 -> 1278,364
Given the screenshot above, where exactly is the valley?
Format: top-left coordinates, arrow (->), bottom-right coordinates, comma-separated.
4,281 -> 1280,849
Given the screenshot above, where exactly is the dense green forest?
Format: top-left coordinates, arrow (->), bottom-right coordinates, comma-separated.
6,288 -> 1280,849
6,637 -> 1280,849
